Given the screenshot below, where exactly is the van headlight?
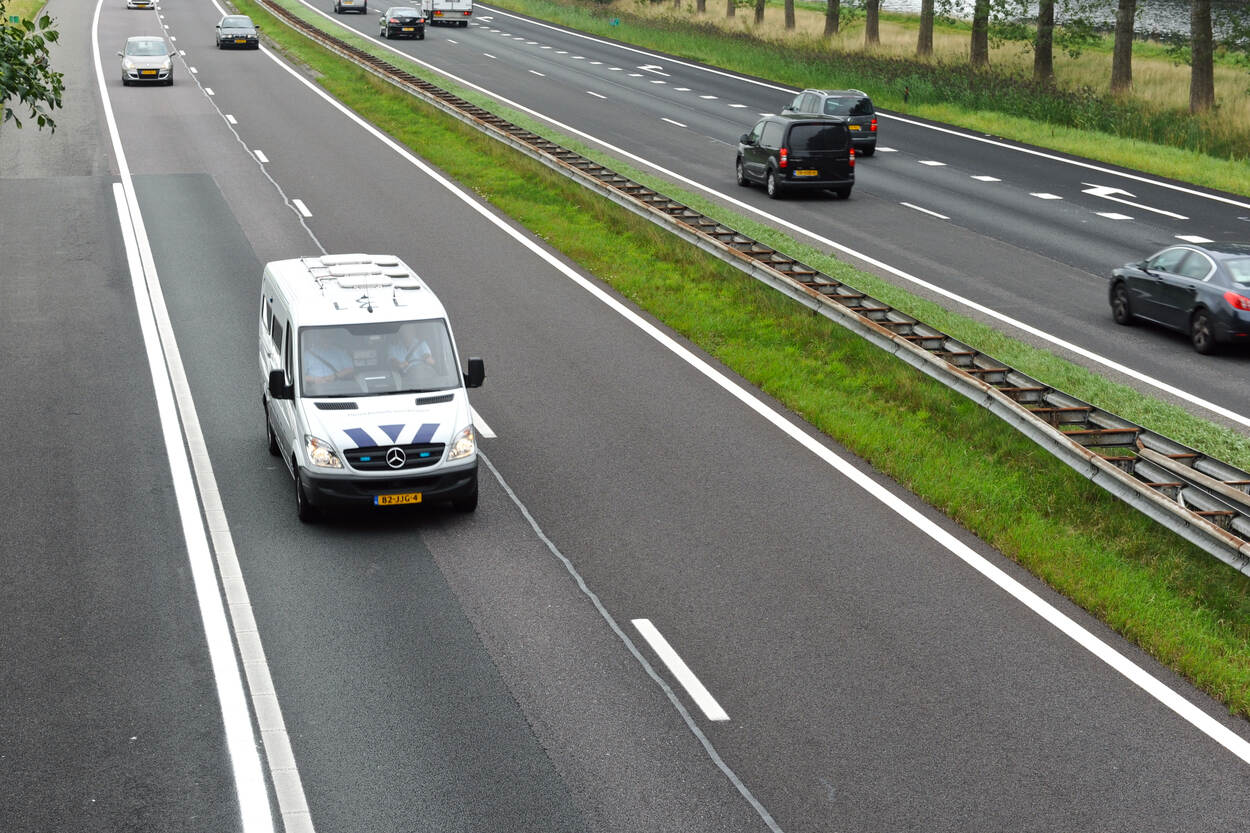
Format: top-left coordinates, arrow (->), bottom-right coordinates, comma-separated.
447,425 -> 476,461
305,435 -> 343,468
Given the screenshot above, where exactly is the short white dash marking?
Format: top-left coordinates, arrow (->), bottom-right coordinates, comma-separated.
608,67 -> 622,71
971,174 -> 1001,181
699,94 -> 717,99
471,408 -> 496,438
1097,212 -> 1134,220
189,66 -> 198,74
556,50 -> 567,54
918,159 -> 945,166
675,87 -> 690,91
728,103 -> 747,108
204,87 -> 214,96
291,199 -> 312,218
178,49 -> 185,55
254,149 -> 269,164
1031,192 -> 1063,200
632,619 -> 728,722
446,38 -> 458,44
901,202 -> 950,220
529,69 -> 545,76
225,114 -> 237,124
589,60 -> 602,65
650,79 -> 666,84
539,45 -> 551,49
1177,234 -> 1214,243
526,40 -> 537,44
628,72 -> 642,77
169,35 -> 176,41
586,90 -> 606,99
572,55 -> 584,60
661,117 -> 686,128
483,52 -> 496,59
875,146 -> 897,152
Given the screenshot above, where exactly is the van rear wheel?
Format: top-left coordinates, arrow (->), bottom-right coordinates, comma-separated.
766,171 -> 783,199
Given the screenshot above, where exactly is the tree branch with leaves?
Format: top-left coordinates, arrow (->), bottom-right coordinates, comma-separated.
0,0 -> 63,131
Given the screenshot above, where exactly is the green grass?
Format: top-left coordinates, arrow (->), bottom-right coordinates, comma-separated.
4,0 -> 46,20
234,0 -> 1250,717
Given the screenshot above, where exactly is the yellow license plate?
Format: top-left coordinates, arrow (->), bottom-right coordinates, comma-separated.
235,38 -> 247,42
402,26 -> 414,30
140,70 -> 157,75
849,124 -> 861,131
376,492 -> 422,506
795,169 -> 818,176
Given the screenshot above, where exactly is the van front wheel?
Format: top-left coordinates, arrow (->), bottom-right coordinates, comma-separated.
265,407 -> 279,456
295,468 -> 317,523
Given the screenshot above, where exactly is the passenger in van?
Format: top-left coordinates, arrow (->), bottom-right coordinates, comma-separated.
389,323 -> 436,377
302,329 -> 356,393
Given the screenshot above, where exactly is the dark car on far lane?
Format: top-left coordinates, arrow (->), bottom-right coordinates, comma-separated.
379,6 -> 425,39
782,88 -> 878,157
215,15 -> 260,49
736,113 -> 855,200
1109,242 -> 1250,354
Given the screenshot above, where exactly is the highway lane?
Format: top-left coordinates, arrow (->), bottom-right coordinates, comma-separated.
7,0 -> 1248,830
310,2 -> 1250,430
0,6 -> 245,831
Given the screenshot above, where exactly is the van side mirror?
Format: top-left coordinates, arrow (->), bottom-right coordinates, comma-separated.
739,133 -> 753,145
463,357 -> 485,389
268,369 -> 294,400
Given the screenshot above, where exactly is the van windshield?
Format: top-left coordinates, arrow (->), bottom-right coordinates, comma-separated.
789,123 -> 849,152
300,320 -> 460,398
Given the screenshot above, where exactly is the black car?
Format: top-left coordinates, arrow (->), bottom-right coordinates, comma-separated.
736,114 -> 854,200
215,15 -> 259,49
379,6 -> 425,38
1109,242 -> 1250,353
783,88 -> 877,156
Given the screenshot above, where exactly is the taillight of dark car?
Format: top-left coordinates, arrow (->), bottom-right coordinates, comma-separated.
779,147 -> 788,169
870,117 -> 878,133
1224,290 -> 1250,311
849,148 -> 855,167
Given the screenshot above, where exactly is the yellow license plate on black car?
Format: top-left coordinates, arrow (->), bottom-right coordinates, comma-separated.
402,26 -> 414,30
376,492 -> 422,506
795,169 -> 818,176
849,124 -> 861,131
235,38 -> 247,43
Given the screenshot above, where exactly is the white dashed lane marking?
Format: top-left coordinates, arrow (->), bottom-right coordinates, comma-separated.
918,160 -> 945,166
586,90 -> 606,99
971,174 -> 1000,181
661,117 -> 686,128
1031,192 -> 1063,200
291,199 -> 312,218
901,202 -> 950,220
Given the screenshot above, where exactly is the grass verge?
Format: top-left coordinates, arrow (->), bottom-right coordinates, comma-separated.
233,0 -> 1250,717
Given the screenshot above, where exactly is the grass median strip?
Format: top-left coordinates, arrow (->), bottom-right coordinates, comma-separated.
235,0 -> 1250,718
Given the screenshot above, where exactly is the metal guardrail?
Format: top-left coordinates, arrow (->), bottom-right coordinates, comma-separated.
256,0 -> 1250,575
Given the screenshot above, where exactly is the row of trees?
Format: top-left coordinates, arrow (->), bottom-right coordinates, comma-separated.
677,0 -> 1247,114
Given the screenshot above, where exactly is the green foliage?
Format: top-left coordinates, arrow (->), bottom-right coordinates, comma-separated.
0,0 -> 63,131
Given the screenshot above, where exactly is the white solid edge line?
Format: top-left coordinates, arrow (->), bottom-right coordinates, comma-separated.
479,4 -> 1250,211
632,619 -> 729,721
252,28 -> 1250,769
92,3 -> 275,831
290,0 -> 1250,430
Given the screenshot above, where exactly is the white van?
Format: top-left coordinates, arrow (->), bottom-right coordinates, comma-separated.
259,254 -> 484,521
420,0 -> 472,26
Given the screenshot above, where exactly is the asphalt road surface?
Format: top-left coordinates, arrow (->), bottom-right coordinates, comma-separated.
2,0 -> 1249,831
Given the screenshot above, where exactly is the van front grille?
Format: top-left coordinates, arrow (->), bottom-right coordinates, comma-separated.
344,443 -> 444,471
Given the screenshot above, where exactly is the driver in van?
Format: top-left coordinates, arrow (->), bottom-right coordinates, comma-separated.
303,330 -> 355,388
389,323 -> 435,375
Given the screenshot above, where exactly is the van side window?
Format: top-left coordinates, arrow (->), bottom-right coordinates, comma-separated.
760,121 -> 784,149
283,326 -> 293,381
271,317 -> 284,352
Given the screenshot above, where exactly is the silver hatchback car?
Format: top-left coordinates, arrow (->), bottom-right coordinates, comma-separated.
119,36 -> 175,86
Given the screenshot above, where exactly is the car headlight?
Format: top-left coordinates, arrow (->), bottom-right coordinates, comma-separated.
160,59 -> 172,70
305,435 -> 343,468
447,425 -> 476,461
123,59 -> 136,70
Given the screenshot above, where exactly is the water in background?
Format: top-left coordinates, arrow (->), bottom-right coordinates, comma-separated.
875,0 -> 1244,42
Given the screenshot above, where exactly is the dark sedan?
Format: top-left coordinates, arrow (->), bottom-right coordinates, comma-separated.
215,15 -> 259,49
379,6 -> 425,39
1109,242 -> 1250,353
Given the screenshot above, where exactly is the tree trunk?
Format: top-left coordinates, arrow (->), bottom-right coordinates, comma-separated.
865,0 -> 880,46
1033,0 -> 1054,83
1110,0 -> 1136,94
823,0 -> 840,35
754,0 -> 764,25
696,0 -> 705,11
726,0 -> 734,19
1190,0 -> 1215,112
784,0 -> 795,29
970,0 -> 990,67
917,0 -> 934,57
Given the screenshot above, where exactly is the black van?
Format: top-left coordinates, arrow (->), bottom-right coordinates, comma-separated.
736,114 -> 855,200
